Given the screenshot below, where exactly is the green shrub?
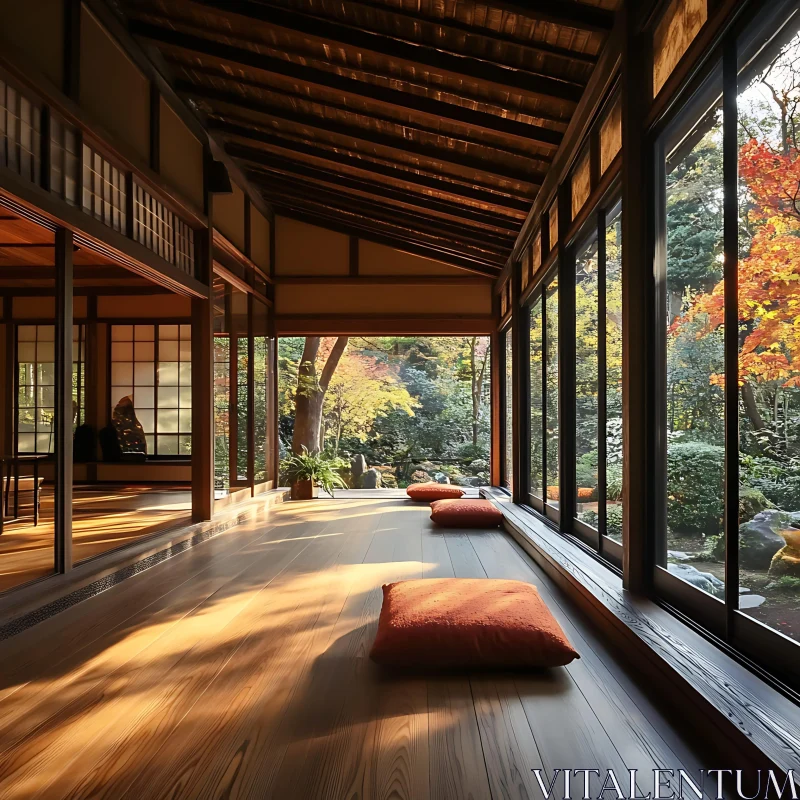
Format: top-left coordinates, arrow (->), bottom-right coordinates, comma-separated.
606,504 -> 623,540
667,442 -> 724,536
740,455 -> 800,510
575,450 -> 598,490
606,463 -> 623,502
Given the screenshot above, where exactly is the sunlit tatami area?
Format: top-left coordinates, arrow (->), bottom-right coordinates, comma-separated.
0,496 -> 711,800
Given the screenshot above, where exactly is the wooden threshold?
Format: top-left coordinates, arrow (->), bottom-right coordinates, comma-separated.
482,487 -> 800,781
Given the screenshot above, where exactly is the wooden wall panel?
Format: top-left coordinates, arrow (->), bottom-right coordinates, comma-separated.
159,98 -> 204,211
0,0 -> 64,88
97,294 -> 191,318
214,182 -> 246,253
275,281 -> 491,316
359,241 -> 467,276
250,206 -> 271,271
80,7 -> 150,163
275,217 -> 348,275
653,0 -> 708,97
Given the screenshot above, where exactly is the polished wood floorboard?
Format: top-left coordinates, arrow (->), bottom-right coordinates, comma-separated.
0,497 -> 712,799
0,485 -> 191,592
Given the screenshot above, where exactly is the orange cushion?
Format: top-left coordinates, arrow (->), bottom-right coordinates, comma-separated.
430,498 -> 503,528
370,578 -> 579,668
406,482 -> 464,502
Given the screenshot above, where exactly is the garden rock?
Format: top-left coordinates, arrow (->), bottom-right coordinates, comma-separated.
715,510 -> 795,571
667,550 -> 693,562
769,527 -> 800,578
350,455 -> 367,487
668,563 -> 725,598
361,468 -> 381,489
434,472 -> 450,484
739,594 -> 766,609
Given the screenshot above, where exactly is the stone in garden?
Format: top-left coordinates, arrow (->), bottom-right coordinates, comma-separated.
769,527 -> 800,578
351,454 -> 367,487
738,594 -> 766,609
668,563 -> 724,598
713,510 -> 788,571
434,472 -> 450,484
667,550 -> 692,562
361,468 -> 381,489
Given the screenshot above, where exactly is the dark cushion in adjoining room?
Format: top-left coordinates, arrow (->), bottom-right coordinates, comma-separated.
370,578 -> 579,668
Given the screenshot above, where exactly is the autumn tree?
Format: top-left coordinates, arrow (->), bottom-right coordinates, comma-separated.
291,336 -> 349,454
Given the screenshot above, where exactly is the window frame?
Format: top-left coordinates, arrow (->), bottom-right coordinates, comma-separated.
107,319 -> 192,460
499,322 -> 514,494
649,0 -> 800,689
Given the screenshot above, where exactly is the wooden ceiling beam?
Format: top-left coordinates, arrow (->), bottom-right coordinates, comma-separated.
316,0 -> 598,65
273,205 -> 503,276
245,165 -> 517,227
133,23 -> 568,139
176,80 -> 559,155
485,1 -> 615,34
188,0 -> 585,102
244,158 -> 521,231
207,116 -> 545,186
225,141 -> 534,213
256,174 -> 516,250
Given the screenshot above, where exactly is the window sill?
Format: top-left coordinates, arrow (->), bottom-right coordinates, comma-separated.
482,487 -> 800,777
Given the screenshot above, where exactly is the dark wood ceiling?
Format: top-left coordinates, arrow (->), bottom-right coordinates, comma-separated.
118,0 -> 618,276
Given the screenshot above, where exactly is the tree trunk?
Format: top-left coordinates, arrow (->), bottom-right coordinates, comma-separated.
291,336 -> 349,453
741,381 -> 776,451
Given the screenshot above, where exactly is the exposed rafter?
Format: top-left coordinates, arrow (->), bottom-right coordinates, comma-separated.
315,0 -> 599,65
176,80 -> 560,155
225,141 -> 533,213
255,173 -> 516,251
188,0 -> 585,102
485,1 -> 615,33
244,159 -> 521,231
134,24 -> 569,141
205,115 -> 544,186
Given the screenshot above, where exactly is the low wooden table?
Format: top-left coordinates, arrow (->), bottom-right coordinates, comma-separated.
0,454 -> 46,534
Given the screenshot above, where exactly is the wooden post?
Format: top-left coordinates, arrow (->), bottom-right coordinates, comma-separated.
510,260 -> 525,503
620,5 -> 651,593
489,290 -> 502,487
557,181 -> 576,533
54,228 -> 74,573
192,155 -> 214,520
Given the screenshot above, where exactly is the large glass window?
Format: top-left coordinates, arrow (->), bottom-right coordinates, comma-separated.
17,324 -> 84,454
527,272 -> 559,521
573,203 -> 624,549
655,4 -> 800,681
110,323 -> 192,456
253,298 -> 272,484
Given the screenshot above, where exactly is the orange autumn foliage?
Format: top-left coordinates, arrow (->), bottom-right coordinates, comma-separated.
676,138 -> 800,388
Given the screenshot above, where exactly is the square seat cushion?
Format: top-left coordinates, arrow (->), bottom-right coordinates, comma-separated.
430,498 -> 503,528
370,578 -> 579,668
406,482 -> 464,502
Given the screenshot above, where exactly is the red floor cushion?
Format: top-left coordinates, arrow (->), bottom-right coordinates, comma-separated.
370,578 -> 579,668
430,498 -> 503,528
406,482 -> 464,502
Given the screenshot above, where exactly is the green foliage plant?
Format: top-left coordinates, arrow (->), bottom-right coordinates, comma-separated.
281,447 -> 348,497
667,442 -> 725,536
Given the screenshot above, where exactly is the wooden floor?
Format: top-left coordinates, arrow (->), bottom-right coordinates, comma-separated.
0,496 -> 712,799
0,485 -> 191,592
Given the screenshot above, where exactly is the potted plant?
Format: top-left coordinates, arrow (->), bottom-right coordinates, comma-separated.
281,447 -> 348,500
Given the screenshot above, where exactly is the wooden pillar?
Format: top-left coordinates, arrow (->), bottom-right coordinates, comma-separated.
54,228 -> 74,573
557,181 -> 576,534
510,261 -> 525,503
489,291 -> 502,487
192,160 -> 214,521
621,5 -> 651,593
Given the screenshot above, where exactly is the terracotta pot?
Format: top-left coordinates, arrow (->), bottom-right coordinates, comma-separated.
290,479 -> 319,501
